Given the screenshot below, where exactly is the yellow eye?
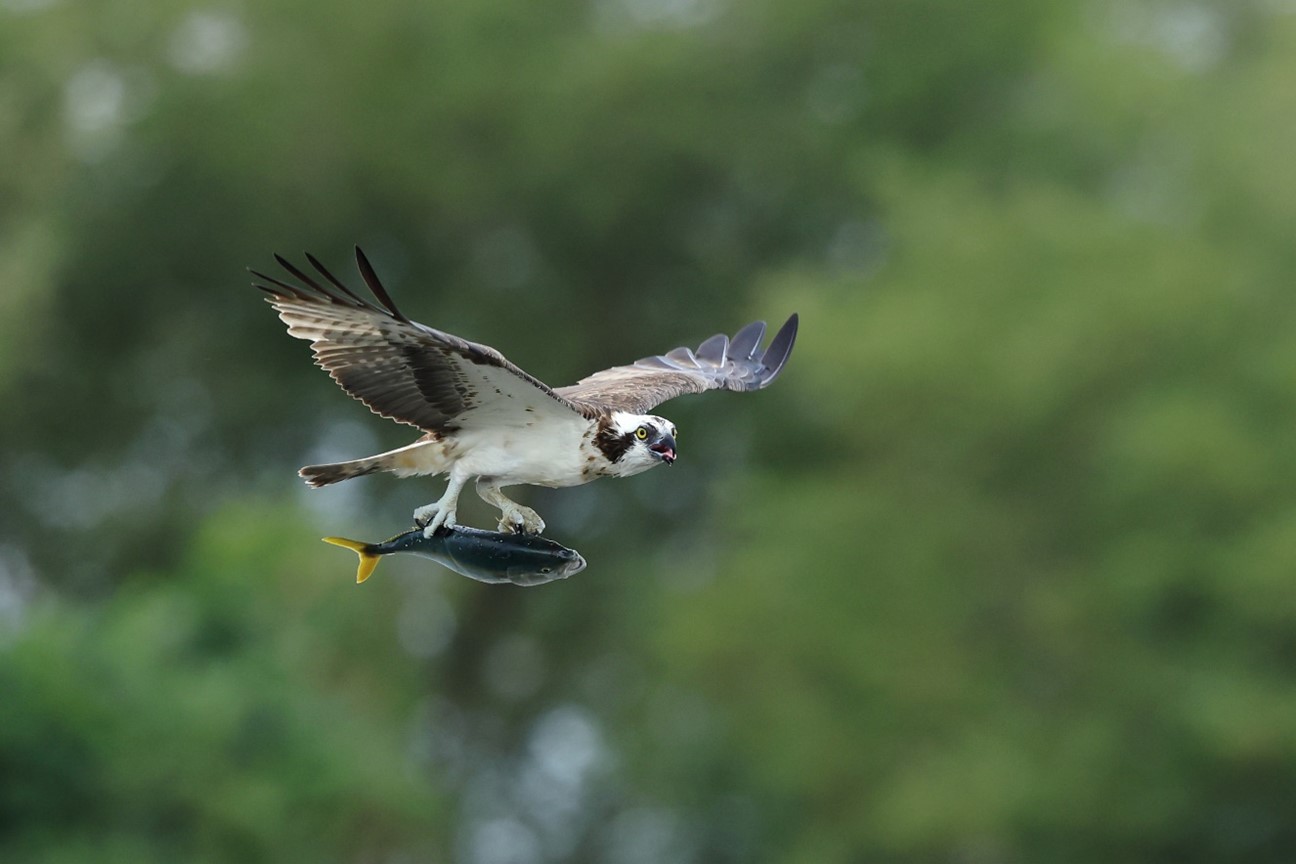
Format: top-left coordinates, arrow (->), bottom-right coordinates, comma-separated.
635,426 -> 648,440
671,426 -> 677,438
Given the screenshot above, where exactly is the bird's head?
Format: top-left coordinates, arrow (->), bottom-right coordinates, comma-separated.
599,412 -> 678,476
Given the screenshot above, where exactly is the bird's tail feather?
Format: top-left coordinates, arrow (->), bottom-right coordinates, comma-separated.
299,457 -> 384,487
300,438 -> 444,487
322,536 -> 381,583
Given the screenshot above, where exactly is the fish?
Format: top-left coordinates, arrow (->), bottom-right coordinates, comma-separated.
322,524 -> 587,586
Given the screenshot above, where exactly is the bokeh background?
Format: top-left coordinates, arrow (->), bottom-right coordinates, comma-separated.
3,0 -> 1296,861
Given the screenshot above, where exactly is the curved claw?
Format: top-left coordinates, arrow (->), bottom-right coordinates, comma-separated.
500,509 -> 546,536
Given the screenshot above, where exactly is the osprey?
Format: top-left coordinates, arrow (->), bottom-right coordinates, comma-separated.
253,248 -> 798,537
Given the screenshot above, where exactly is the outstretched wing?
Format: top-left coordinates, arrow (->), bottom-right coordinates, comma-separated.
252,248 -> 585,432
554,314 -> 799,415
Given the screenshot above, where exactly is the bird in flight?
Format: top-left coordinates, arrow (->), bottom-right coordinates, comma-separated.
253,248 -> 798,537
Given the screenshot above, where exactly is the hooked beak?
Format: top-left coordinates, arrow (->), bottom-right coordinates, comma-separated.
650,434 -> 677,465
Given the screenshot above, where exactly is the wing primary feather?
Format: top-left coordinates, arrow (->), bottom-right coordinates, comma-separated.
249,268 -> 313,301
273,253 -> 334,298
729,320 -> 766,360
757,313 -> 798,385
634,356 -> 678,371
696,333 -> 729,366
305,252 -> 371,307
665,346 -> 700,368
353,246 -> 410,323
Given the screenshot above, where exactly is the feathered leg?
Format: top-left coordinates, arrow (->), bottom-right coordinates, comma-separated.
414,469 -> 469,537
475,478 -> 546,535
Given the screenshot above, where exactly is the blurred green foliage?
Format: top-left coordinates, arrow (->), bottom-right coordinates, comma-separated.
1,506 -> 444,863
2,0 -> 1295,861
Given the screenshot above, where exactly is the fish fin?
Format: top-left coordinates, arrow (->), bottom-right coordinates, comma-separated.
322,536 -> 381,584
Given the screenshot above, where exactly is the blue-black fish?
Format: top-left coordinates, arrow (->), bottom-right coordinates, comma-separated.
323,525 -> 586,586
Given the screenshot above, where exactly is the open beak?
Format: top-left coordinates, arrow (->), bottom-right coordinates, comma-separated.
650,435 -> 677,465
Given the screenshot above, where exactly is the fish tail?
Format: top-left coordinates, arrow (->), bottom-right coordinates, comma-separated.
322,536 -> 381,584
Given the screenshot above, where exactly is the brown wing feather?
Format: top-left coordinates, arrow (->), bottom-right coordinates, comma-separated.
252,248 -> 584,432
555,314 -> 799,415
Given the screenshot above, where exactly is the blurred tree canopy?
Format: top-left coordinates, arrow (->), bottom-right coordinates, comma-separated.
3,0 -> 1296,861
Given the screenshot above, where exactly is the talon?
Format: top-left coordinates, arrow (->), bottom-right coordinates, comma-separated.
498,511 -> 544,535
416,504 -> 457,537
422,514 -> 457,538
413,503 -> 439,528
476,481 -> 548,536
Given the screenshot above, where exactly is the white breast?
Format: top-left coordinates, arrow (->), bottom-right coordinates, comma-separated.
451,415 -> 600,488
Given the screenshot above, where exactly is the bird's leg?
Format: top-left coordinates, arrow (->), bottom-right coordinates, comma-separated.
475,478 -> 546,535
414,471 -> 469,537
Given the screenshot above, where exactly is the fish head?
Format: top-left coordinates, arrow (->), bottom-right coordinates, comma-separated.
505,545 -> 587,586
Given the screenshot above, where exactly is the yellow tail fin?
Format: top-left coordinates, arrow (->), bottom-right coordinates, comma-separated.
322,536 -> 381,584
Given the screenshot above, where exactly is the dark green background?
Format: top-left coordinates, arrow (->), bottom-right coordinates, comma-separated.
3,0 -> 1295,861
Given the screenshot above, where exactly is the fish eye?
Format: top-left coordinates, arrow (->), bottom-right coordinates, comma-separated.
671,425 -> 677,438
540,567 -> 551,573
635,426 -> 648,440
